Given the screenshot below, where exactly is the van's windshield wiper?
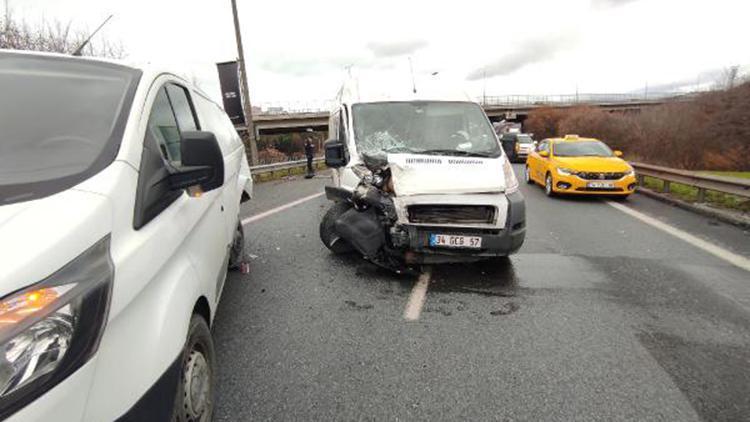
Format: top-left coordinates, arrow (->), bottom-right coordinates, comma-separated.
382,146 -> 424,154
420,149 -> 499,158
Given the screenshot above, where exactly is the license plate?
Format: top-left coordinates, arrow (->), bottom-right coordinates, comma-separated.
587,182 -> 615,188
429,234 -> 482,249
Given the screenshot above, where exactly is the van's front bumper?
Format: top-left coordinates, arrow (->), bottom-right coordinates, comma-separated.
400,191 -> 526,264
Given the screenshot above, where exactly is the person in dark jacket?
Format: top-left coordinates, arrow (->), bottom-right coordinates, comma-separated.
304,137 -> 315,178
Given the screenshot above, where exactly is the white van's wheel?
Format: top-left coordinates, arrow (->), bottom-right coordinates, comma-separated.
228,221 -> 245,270
320,202 -> 354,254
173,315 -> 214,422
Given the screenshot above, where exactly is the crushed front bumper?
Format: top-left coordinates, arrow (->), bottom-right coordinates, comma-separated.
400,191 -> 526,264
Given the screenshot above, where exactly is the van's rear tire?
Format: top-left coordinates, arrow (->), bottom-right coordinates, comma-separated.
228,221 -> 245,270
173,315 -> 215,422
320,202 -> 355,254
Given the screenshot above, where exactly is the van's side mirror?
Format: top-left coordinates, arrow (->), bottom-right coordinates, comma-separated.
539,150 -> 550,158
324,139 -> 348,168
613,150 -> 623,157
169,131 -> 225,193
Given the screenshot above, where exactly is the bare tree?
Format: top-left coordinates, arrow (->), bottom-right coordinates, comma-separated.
718,65 -> 740,90
0,3 -> 124,58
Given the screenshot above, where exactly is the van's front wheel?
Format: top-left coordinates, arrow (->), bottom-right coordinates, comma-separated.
173,315 -> 215,422
320,202 -> 354,254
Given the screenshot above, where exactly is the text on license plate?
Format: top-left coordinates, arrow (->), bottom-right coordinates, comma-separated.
587,182 -> 614,188
429,234 -> 482,249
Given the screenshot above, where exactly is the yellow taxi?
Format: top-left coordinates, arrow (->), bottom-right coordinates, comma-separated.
524,135 -> 637,198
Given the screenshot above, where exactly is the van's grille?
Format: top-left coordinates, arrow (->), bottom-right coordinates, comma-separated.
576,172 -> 626,180
408,205 -> 496,224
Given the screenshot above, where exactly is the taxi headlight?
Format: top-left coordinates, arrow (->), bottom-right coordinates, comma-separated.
556,167 -> 575,176
0,236 -> 113,419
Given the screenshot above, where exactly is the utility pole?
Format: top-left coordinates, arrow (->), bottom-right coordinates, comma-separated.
230,0 -> 259,165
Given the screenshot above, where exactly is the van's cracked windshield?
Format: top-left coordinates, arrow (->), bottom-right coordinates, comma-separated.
353,102 -> 501,157
1,0 -> 749,421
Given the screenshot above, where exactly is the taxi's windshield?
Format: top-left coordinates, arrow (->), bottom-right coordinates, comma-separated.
351,101 -> 501,158
553,141 -> 613,157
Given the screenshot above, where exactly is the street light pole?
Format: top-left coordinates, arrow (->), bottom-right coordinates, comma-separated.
230,0 -> 259,165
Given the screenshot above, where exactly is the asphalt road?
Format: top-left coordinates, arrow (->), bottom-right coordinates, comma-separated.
213,165 -> 750,422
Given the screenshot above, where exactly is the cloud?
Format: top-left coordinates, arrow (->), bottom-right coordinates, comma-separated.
258,55 -> 359,76
466,32 -> 580,80
590,0 -> 639,9
366,39 -> 429,58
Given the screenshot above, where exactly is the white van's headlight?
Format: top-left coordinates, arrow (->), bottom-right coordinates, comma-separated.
502,155 -> 519,194
0,236 -> 113,417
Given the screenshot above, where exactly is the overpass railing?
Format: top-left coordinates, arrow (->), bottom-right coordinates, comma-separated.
252,92 -> 690,115
632,162 -> 750,201
479,92 -> 688,107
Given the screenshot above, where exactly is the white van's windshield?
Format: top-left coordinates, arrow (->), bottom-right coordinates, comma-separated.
351,101 -> 502,158
0,53 -> 140,205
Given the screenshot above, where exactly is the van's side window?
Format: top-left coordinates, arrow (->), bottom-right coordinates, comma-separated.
166,84 -> 199,132
331,111 -> 340,140
147,88 -> 181,164
134,83 -> 199,229
338,107 -> 347,142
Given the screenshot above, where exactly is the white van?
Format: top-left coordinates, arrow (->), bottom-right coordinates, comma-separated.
0,50 -> 252,420
320,80 -> 525,271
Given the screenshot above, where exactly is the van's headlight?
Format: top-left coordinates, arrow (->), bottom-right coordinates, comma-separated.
502,155 -> 519,194
0,236 -> 113,417
556,167 -> 575,176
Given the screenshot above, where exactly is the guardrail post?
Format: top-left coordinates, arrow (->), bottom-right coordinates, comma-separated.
636,174 -> 644,186
697,188 -> 706,203
662,181 -> 671,193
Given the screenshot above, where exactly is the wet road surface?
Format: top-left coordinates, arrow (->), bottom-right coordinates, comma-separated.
213,165 -> 750,421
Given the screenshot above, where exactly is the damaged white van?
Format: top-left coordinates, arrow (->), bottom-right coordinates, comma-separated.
320,82 -> 525,272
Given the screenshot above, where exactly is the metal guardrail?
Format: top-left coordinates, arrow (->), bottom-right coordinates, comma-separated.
250,157 -> 324,176
632,162 -> 750,201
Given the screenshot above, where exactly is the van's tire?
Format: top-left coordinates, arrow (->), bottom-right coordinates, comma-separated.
228,221 -> 245,270
320,202 -> 355,254
173,314 -> 215,422
545,173 -> 556,197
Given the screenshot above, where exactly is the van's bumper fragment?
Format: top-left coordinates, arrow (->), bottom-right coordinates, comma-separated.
325,185 -> 353,202
403,191 -> 526,263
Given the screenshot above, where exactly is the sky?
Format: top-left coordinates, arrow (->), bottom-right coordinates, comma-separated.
6,0 -> 750,109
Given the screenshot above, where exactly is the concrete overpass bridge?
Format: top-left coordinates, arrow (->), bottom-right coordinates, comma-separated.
243,92 -> 690,136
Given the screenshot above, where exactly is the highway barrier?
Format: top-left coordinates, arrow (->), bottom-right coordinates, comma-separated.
250,157 -> 325,182
632,162 -> 750,202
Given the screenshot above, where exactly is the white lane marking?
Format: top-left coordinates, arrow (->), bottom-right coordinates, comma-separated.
607,200 -> 750,273
404,268 -> 432,321
241,192 -> 324,225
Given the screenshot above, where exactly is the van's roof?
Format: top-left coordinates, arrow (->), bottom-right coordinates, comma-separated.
1,48 -> 214,101
336,75 -> 474,106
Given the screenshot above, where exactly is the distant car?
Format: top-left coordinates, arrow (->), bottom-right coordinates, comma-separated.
524,135 -> 636,198
500,133 -> 536,163
0,50 -> 252,421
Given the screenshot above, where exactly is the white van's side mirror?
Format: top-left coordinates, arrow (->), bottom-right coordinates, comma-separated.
324,139 -> 348,168
168,131 -> 225,193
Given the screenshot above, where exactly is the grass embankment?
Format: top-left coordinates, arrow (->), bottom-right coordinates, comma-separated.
641,173 -> 750,212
